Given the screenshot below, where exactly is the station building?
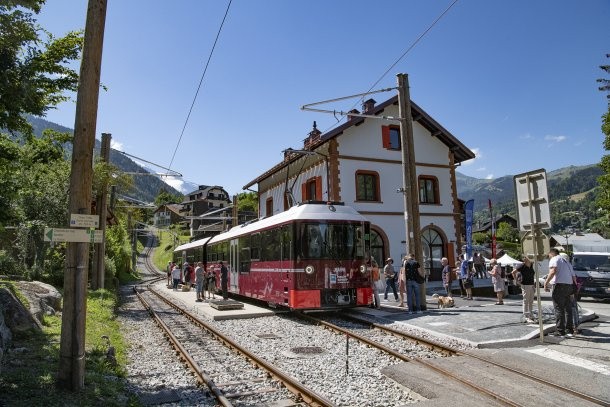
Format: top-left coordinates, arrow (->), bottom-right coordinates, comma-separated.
242,96 -> 475,281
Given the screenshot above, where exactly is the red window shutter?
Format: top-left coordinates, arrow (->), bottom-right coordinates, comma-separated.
301,183 -> 307,201
315,176 -> 322,200
381,125 -> 390,148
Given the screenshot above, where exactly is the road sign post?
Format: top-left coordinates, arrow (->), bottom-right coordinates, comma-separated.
514,168 -> 552,343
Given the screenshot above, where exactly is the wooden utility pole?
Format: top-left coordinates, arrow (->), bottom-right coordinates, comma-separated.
397,73 -> 425,309
58,0 -> 107,391
92,132 -> 111,290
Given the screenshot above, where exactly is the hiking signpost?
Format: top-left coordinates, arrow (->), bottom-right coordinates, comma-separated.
514,168 -> 551,343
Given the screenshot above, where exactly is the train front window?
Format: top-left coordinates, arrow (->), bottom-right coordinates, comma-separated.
299,222 -> 366,260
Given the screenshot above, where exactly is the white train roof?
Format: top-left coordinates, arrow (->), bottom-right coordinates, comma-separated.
175,203 -> 369,251
174,236 -> 212,252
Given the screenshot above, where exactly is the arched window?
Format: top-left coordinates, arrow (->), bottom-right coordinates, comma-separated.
421,227 -> 445,281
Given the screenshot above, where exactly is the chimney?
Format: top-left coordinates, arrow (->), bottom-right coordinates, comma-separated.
347,109 -> 360,121
362,98 -> 376,114
304,121 -> 321,149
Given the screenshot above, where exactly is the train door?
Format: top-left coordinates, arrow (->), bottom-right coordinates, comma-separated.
229,238 -> 239,292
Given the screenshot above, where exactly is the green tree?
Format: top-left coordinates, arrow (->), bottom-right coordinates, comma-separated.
236,191 -> 258,214
154,188 -> 183,206
0,1 -> 82,136
596,54 -> 610,237
496,222 -> 519,243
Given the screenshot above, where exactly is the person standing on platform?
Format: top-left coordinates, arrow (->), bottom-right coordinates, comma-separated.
404,253 -> 422,314
544,248 -> 577,337
171,263 -> 181,291
473,252 -> 486,279
489,259 -> 505,305
370,258 -> 381,309
219,261 -> 229,300
441,258 -> 453,297
206,267 -> 217,300
383,258 -> 398,302
167,261 -> 172,286
195,262 -> 205,302
512,257 -> 535,323
461,259 -> 474,300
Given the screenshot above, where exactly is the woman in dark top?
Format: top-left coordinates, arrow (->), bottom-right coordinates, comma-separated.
513,257 -> 536,323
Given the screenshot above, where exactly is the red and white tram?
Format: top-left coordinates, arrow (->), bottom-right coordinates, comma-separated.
173,201 -> 373,310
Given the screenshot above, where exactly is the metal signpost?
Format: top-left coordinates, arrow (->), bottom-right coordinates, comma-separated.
513,169 -> 551,343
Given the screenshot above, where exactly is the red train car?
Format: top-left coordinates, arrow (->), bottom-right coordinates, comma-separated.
174,201 -> 373,310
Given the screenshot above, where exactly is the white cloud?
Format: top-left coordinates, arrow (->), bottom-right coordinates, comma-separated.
462,147 -> 481,166
110,140 -> 123,151
544,135 -> 567,143
519,133 -> 532,139
485,174 -> 494,180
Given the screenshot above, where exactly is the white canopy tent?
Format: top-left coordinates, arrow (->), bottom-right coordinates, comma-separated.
497,253 -> 523,267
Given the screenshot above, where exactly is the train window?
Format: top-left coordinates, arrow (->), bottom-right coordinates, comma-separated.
251,233 -> 261,260
239,236 -> 251,273
281,225 -> 293,261
261,229 -> 281,261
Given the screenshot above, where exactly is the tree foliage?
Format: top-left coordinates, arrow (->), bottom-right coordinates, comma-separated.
236,191 -> 258,214
596,54 -> 610,237
154,188 -> 183,206
0,1 -> 82,136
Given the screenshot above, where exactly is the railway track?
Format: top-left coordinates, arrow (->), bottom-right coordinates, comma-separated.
135,230 -> 331,406
303,312 -> 610,407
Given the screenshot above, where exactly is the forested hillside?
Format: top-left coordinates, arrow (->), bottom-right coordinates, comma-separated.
28,116 -> 182,203
457,164 -> 603,233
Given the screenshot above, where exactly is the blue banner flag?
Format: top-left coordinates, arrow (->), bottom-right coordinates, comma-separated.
465,199 -> 474,259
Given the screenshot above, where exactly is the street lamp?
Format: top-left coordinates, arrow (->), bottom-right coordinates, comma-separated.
281,148 -> 330,205
562,232 -> 571,254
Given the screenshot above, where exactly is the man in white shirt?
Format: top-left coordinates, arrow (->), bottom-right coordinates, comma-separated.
544,248 -> 577,337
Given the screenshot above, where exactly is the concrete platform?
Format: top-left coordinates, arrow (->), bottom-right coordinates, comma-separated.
356,291 -> 596,348
152,281 -> 276,321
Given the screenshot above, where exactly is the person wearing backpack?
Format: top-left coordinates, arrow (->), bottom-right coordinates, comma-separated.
383,258 -> 399,302
404,253 -> 423,314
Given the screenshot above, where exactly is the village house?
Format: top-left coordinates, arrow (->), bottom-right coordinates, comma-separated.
243,95 -> 475,281
180,185 -> 232,237
152,203 -> 183,228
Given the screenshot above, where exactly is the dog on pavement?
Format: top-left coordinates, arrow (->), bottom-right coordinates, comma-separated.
432,293 -> 455,309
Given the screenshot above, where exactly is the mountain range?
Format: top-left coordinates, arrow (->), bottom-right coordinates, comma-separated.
28,116 -> 183,203
27,117 -> 602,216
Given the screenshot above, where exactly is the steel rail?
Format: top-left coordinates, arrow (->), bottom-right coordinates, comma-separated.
299,313 -> 522,407
133,287 -> 233,407
337,313 -> 610,407
148,286 -> 335,407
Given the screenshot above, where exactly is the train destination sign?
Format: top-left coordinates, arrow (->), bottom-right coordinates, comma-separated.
44,228 -> 103,243
70,214 -> 100,228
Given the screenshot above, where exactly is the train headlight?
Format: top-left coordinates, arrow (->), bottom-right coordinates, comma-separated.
305,265 -> 315,275
359,265 -> 366,273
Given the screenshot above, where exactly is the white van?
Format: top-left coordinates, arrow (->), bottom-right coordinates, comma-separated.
571,252 -> 610,299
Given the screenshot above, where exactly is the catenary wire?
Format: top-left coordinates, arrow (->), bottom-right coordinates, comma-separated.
320,0 -> 459,133
166,0 -> 233,174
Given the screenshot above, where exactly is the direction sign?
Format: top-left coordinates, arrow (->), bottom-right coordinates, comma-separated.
44,228 -> 103,243
70,214 -> 99,228
514,169 -> 551,231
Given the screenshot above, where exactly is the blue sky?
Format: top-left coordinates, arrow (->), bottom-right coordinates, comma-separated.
36,0 -> 609,196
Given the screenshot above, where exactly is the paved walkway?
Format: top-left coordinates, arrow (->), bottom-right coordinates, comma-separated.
366,278 -> 596,347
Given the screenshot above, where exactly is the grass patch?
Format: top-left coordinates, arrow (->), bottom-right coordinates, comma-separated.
0,288 -> 140,406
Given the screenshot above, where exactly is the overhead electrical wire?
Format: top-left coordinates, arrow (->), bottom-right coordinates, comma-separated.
320,0 -> 459,132
167,0 -> 233,173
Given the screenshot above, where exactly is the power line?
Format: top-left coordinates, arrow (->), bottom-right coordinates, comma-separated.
319,0 -> 459,134
167,0 -> 233,172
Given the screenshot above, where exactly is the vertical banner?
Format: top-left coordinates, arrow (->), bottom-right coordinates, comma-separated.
489,199 -> 496,258
465,199 -> 474,259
